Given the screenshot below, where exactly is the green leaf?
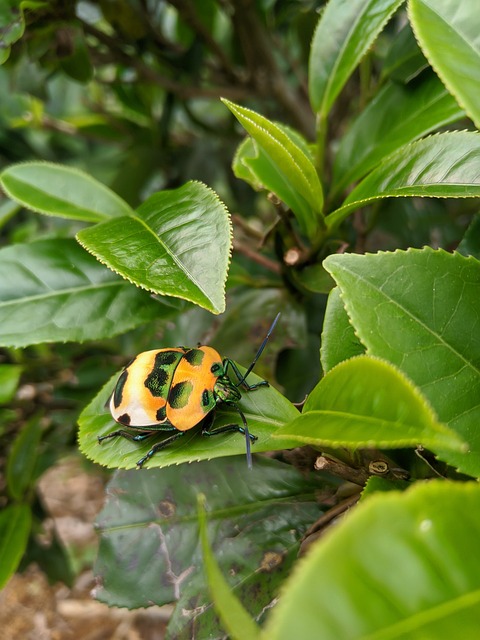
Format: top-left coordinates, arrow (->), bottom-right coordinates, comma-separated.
328,132 -> 480,229
0,239 -> 162,347
382,22 -> 428,82
0,364 -> 22,404
457,214 -> 480,260
0,0 -> 28,64
198,495 -> 261,640
273,355 -> 464,453
324,248 -> 480,476
223,99 -> 323,238
93,457 -> 331,639
308,0 -> 405,117
6,414 -> 43,500
320,287 -> 365,372
77,181 -> 231,314
265,481 -> 480,639
331,74 -> 464,198
0,504 -> 31,589
409,0 -> 480,130
0,161 -> 133,222
78,366 -> 300,470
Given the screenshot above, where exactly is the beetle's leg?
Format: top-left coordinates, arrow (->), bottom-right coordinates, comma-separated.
223,358 -> 269,391
202,408 -> 257,469
136,431 -> 185,468
98,429 -> 154,444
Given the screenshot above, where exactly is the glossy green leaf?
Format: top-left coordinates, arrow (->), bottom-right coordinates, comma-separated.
198,495 -> 260,640
273,355 -> 464,453
0,504 -> 31,589
320,287 -> 365,372
0,364 -> 22,404
93,457 -> 331,639
78,366 -> 300,470
6,414 -> 42,500
328,132 -> 480,229
0,239 -> 162,347
382,22 -> 428,82
331,74 -> 464,198
409,0 -> 480,130
223,99 -> 323,238
265,481 -> 480,639
0,161 -> 133,222
77,181 -> 231,314
324,248 -> 480,476
308,0 -> 405,117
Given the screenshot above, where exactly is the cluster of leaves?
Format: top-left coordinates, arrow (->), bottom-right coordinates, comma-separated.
2,0 -> 480,637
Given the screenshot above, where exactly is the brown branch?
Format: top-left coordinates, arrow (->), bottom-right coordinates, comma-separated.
233,239 -> 281,273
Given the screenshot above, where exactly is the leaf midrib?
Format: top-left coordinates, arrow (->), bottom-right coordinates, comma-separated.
0,279 -> 124,307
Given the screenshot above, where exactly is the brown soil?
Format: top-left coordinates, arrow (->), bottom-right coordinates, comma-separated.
0,458 -> 172,640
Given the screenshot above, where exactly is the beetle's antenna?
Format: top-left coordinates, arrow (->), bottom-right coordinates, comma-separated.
236,312 -> 281,387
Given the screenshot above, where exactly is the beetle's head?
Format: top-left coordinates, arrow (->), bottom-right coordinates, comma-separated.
214,375 -> 241,404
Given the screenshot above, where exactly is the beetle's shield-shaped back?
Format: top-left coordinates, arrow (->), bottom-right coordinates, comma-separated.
110,348 -> 186,427
166,346 -> 222,431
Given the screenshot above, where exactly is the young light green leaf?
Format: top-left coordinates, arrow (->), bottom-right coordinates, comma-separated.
273,355 -> 464,453
77,181 -> 231,314
320,287 -> 365,372
198,495 -> 261,640
0,364 -> 22,404
331,74 -> 464,198
0,239 -> 162,347
324,248 -> 480,477
327,132 -> 480,229
79,367 -> 300,470
223,99 -> 323,238
265,481 -> 480,639
308,0 -> 405,117
0,161 -> 133,221
409,0 -> 480,130
0,504 -> 31,589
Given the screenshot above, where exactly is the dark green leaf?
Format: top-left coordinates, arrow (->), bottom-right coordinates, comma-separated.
265,481 -> 480,639
324,248 -> 480,476
382,22 -> 428,82
331,74 -> 464,198
6,414 -> 43,500
93,456 -> 331,640
77,181 -> 232,314
0,239 -> 162,347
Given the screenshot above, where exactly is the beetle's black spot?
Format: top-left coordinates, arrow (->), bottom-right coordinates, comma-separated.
145,366 -> 169,396
169,380 -> 193,409
210,362 -> 222,375
202,389 -> 212,407
145,351 -> 181,397
113,369 -> 129,408
184,349 -> 204,367
118,413 -> 131,425
156,406 -> 167,421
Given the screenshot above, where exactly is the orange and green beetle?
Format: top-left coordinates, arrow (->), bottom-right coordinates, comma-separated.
98,314 -> 280,468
